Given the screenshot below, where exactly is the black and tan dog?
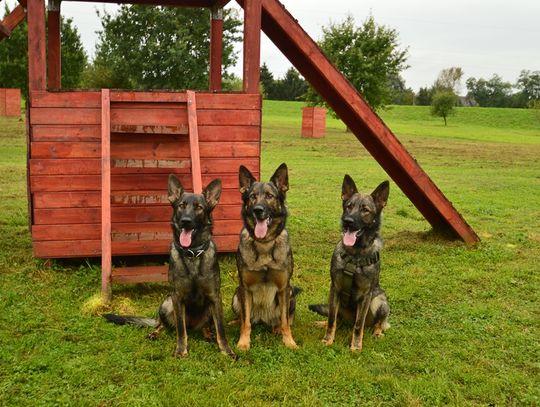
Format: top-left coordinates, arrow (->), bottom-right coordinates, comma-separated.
104,174 -> 236,359
309,175 -> 390,351
232,164 -> 298,350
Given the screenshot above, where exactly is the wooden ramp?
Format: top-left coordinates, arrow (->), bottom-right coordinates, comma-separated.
240,0 -> 479,244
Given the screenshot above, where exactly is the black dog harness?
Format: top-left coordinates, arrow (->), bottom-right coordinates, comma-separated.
173,240 -> 210,258
339,251 -> 380,305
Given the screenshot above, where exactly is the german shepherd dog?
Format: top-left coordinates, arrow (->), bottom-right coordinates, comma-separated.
104,174 -> 236,359
232,164 -> 298,350
309,175 -> 390,351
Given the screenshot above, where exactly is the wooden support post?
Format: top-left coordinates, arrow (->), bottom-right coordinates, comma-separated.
27,0 -> 47,91
242,0 -> 261,94
47,0 -> 61,89
186,90 -> 202,194
209,6 -> 224,92
101,89 -> 112,303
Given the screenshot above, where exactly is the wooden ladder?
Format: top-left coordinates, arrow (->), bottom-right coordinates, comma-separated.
100,89 -> 202,302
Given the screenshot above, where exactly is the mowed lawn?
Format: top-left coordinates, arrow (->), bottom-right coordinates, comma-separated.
1,102 -> 539,406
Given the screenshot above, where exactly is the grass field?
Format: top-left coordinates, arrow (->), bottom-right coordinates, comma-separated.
1,102 -> 539,406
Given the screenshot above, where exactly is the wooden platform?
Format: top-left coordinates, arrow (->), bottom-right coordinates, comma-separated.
27,90 -> 262,258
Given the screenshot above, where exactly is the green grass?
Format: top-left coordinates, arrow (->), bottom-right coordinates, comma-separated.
1,102 -> 540,406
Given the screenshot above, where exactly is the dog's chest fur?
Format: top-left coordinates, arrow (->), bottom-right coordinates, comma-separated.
238,228 -> 291,288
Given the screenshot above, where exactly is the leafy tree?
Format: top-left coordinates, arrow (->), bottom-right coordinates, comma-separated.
0,6 -> 87,99
388,73 -> 414,105
433,66 -> 464,94
431,90 -> 456,126
305,15 -> 408,112
515,70 -> 540,107
466,75 -> 513,107
415,87 -> 433,106
88,5 -> 241,90
271,67 -> 307,101
259,63 -> 275,99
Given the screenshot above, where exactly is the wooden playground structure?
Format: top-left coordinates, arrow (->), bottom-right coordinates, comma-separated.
1,0 -> 479,301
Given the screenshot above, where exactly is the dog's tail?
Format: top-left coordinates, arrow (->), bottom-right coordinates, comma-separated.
103,313 -> 158,328
308,304 -> 329,317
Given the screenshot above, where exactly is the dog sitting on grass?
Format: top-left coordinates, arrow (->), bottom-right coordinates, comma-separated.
309,175 -> 390,351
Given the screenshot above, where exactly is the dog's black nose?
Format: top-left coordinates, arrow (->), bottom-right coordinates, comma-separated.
253,205 -> 265,218
342,216 -> 355,229
180,216 -> 195,229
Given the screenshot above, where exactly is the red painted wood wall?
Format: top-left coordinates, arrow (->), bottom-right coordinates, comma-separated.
0,88 -> 21,117
28,90 -> 261,258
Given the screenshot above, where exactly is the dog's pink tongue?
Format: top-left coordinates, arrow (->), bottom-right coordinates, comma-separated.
343,230 -> 357,247
179,229 -> 193,247
254,219 -> 268,239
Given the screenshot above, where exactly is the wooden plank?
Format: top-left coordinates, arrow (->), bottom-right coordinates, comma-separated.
46,8 -> 61,89
33,204 -> 241,224
32,234 -> 240,258
32,219 -> 243,241
209,7 -> 223,91
30,108 -> 101,125
30,173 -> 254,192
101,89 -> 112,302
31,125 -> 101,141
112,266 -> 168,284
30,91 -> 260,110
187,90 -> 203,194
30,91 -> 101,108
242,0 -> 262,94
27,0 -> 46,91
250,0 -> 479,244
32,188 -> 242,208
31,124 -> 259,142
111,124 -> 188,135
31,141 -> 260,159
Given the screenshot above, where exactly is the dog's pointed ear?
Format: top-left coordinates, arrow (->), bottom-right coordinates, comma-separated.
342,174 -> 358,201
371,180 -> 390,211
239,165 -> 256,194
203,178 -> 222,211
270,163 -> 289,194
168,174 -> 184,204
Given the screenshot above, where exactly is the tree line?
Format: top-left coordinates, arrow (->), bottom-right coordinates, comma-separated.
1,5 -> 538,113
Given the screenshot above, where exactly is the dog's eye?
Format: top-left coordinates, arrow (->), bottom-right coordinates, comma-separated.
179,202 -> 187,209
249,193 -> 257,201
346,202 -> 354,210
265,192 -> 274,199
194,203 -> 203,210
361,207 -> 370,214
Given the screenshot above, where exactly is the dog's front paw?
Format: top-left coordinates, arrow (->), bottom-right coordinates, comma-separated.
174,347 -> 188,358
283,336 -> 298,349
373,328 -> 385,338
236,337 -> 251,351
349,342 -> 363,352
322,335 -> 334,346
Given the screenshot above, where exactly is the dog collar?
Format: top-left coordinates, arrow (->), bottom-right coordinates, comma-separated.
340,251 -> 380,269
173,240 -> 210,258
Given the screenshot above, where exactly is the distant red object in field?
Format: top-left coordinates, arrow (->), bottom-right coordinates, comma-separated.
301,107 -> 326,138
0,88 -> 21,117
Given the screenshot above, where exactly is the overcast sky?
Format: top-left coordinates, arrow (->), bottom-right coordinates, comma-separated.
6,0 -> 540,93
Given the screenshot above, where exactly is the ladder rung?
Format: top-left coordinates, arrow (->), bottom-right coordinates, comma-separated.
112,265 -> 168,284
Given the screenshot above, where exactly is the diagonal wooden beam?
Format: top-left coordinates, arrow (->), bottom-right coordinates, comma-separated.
0,4 -> 26,42
0,23 -> 11,39
237,0 -> 479,244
